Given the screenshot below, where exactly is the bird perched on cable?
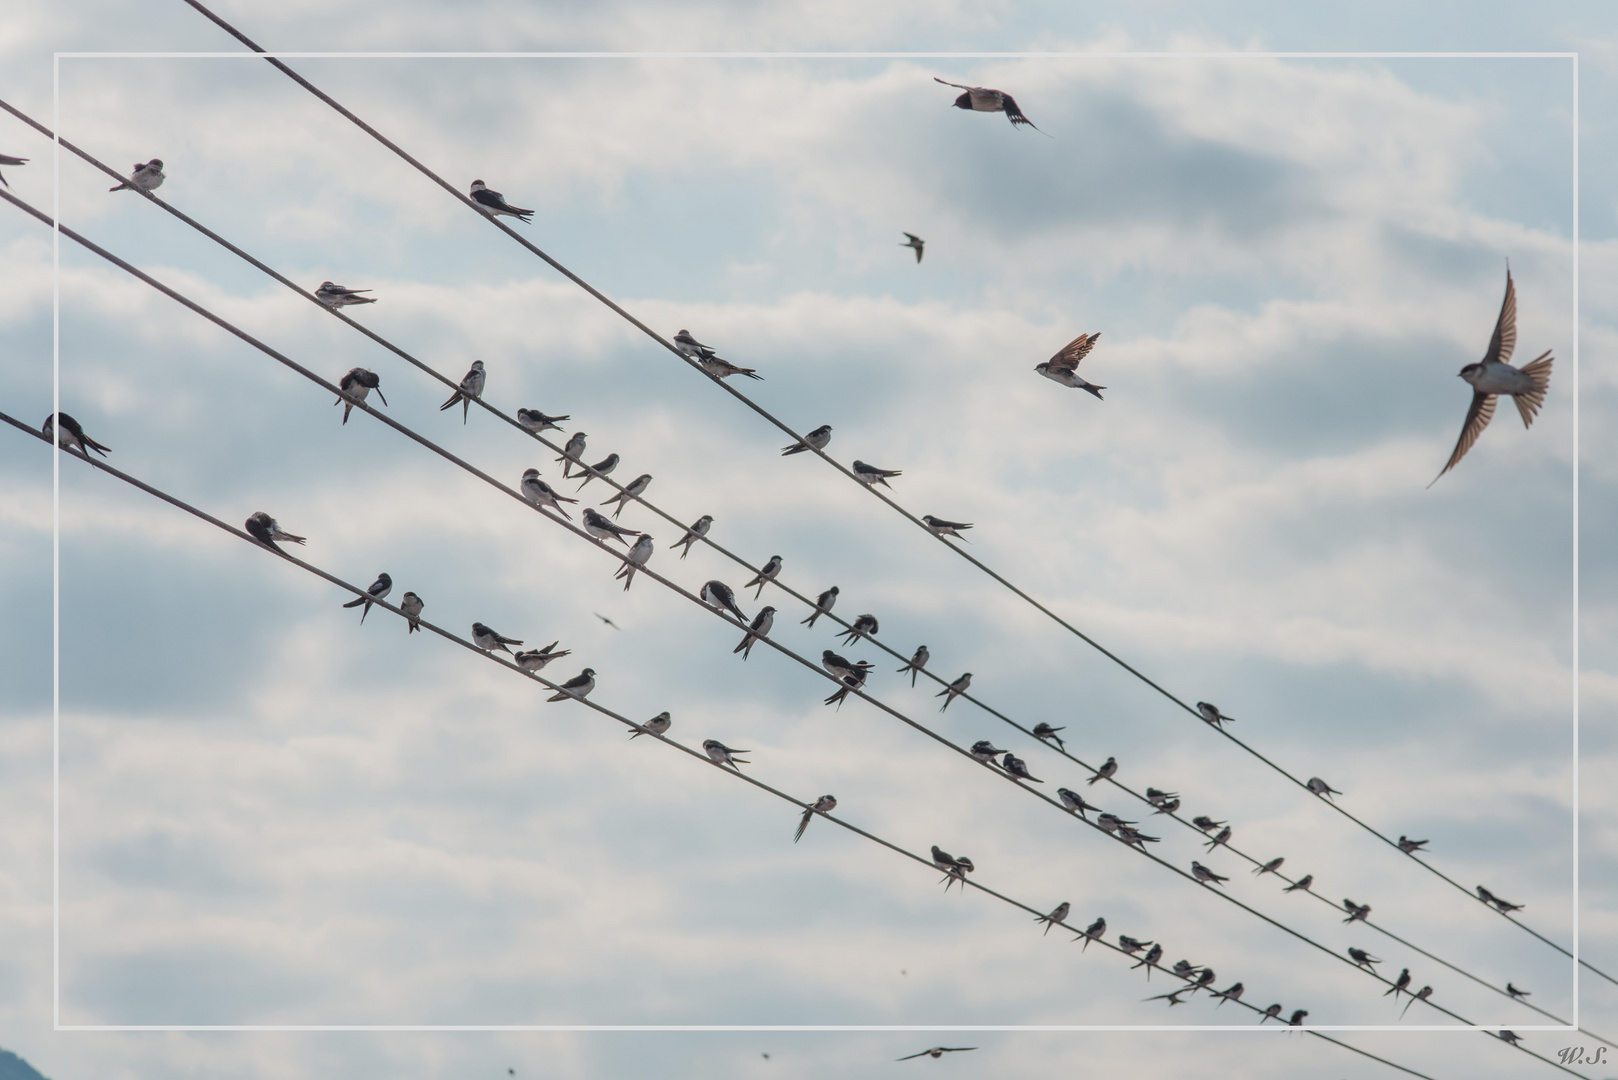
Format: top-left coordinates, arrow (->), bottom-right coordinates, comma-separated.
794,794 -> 836,842
969,740 -> 1006,763
1397,836 -> 1429,854
782,425 -> 831,455
0,153 -> 27,186
573,453 -> 620,491
897,232 -> 926,264
1088,757 -> 1117,785
1075,916 -> 1106,950
896,645 -> 929,686
1144,788 -> 1176,807
743,556 -> 782,599
469,179 -> 532,223
1487,890 -> 1524,913
1384,968 -> 1412,997
630,712 -> 670,740
1097,813 -> 1134,834
935,672 -> 972,711
703,739 -> 748,770
315,281 -> 376,308
801,585 -> 838,626
1287,1009 -> 1308,1027
1257,1004 -> 1283,1024
837,614 -> 879,645
1058,788 -> 1098,818
734,606 -> 775,660
546,668 -> 596,703
1348,947 -> 1380,970
672,329 -> 715,358
921,515 -> 972,541
670,514 -> 712,559
821,650 -> 861,683
1153,797 -> 1181,815
1034,901 -> 1069,935
244,511 -> 304,552
1506,983 -> 1530,999
897,1047 -> 975,1061
934,76 -> 1043,131
334,367 -> 387,424
699,353 -> 762,380
823,661 -> 873,709
930,845 -> 967,891
1191,815 -> 1225,833
1283,873 -> 1313,893
1133,943 -> 1164,977
1001,753 -> 1041,783
1203,825 -> 1232,851
701,580 -> 749,623
1118,826 -> 1158,849
521,468 -> 578,519
1189,968 -> 1217,994
515,641 -> 570,671
1342,899 -> 1371,924
517,408 -> 568,433
1032,722 -> 1065,749
42,412 -> 111,458
556,432 -> 588,478
400,591 -> 423,633
1497,1030 -> 1522,1046
1170,959 -> 1199,979
109,158 -> 163,192
1431,268 -> 1554,486
614,534 -> 654,591
852,460 -> 902,488
1306,777 -> 1341,800
603,473 -> 652,519
1190,861 -> 1229,886
1213,982 -> 1244,1007
471,622 -> 522,654
582,507 -> 641,547
1400,986 -> 1434,1018
342,572 -> 391,624
1253,857 -> 1285,877
1118,935 -> 1151,955
1195,701 -> 1233,729
438,360 -> 485,422
1034,331 -> 1104,398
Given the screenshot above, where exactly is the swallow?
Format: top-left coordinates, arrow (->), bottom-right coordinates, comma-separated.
109,158 -> 164,192
515,641 -> 570,671
896,645 -> 930,686
1506,983 -> 1529,999
438,360 -> 485,422
899,232 -> 925,263
1033,331 -> 1104,397
897,1047 -> 975,1061
703,738 -> 748,770
852,460 -> 901,488
517,408 -> 568,433
41,412 -> 111,457
1476,885 -> 1499,906
697,354 -> 761,380
1117,826 -> 1159,848
837,614 -> 879,645
1490,893 -> 1525,913
743,556 -> 782,599
582,507 -> 641,547
574,453 -> 620,491
932,846 -> 968,890
800,585 -> 839,626
1153,798 -> 1181,815
674,514 -> 712,558
1195,701 -> 1233,729
781,424 -> 831,455
1397,836 -> 1429,854
921,515 -> 972,541
1117,935 -> 1151,955
614,534 -> 654,591
934,77 -> 1043,132
557,432 -> 588,477
701,580 -> 748,623
1431,269 -> 1555,486
1170,960 -> 1199,979
630,711 -> 671,739
1384,968 -> 1411,997
1191,816 -> 1225,832
1400,986 -> 1434,1018
595,614 -> 621,630
1283,873 -> 1313,893
1497,1030 -> 1522,1046
1075,916 -> 1105,950
1342,899 -> 1371,924
1287,1009 -> 1308,1027
935,672 -> 971,711
1133,943 -> 1164,976
521,468 -> 579,519
1097,813 -> 1135,834
0,153 -> 26,186
930,845 -> 959,873
472,622 -> 522,654
544,668 -> 595,703
1203,825 -> 1232,851
1144,788 -> 1177,807
1253,857 -> 1285,876
1189,968 -> 1217,993
1213,982 -> 1244,1007
1259,1004 -> 1283,1024
342,572 -> 392,623
400,591 -> 423,633
469,179 -> 533,222
1088,757 -> 1117,785
1031,722 -> 1064,749
967,741 -> 1006,764
1190,861 -> 1229,886
795,794 -> 836,842
1306,777 -> 1341,799
1001,753 -> 1041,783
1144,989 -> 1189,1006
823,661 -> 873,709
1348,947 -> 1380,969
603,474 -> 652,519
315,281 -> 376,308
1035,901 -> 1069,935
734,605 -> 775,659
244,511 -> 305,552
1057,787 -> 1097,818
334,367 -> 387,423
672,329 -> 713,358
821,650 -> 859,682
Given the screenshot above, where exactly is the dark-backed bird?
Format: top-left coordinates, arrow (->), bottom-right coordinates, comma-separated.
42,412 -> 111,457
897,1047 -> 975,1061
471,622 -> 522,654
674,514 -> 712,558
614,534 -> 654,590
315,281 -> 376,308
1348,947 -> 1380,969
1190,861 -> 1229,886
1076,916 -> 1105,950
1002,753 -> 1041,783
1133,943 -> 1164,976
703,739 -> 748,769
1032,722 -> 1064,749
517,408 -> 568,433
1398,836 -> 1429,854
743,555 -> 782,599
896,644 -> 929,686
837,613 -> 879,645
582,507 -> 640,546
521,468 -> 578,519
603,473 -> 652,519
801,585 -> 839,626
935,672 -> 971,711
1306,777 -> 1341,799
934,76 -> 1043,132
109,158 -> 164,192
1253,857 -> 1285,876
1059,787 -> 1098,818
244,511 -> 304,552
734,606 -> 775,659
852,460 -> 901,488
400,591 -> 423,633
469,179 -> 532,222
1283,873 -> 1313,893
1400,986 -> 1433,1018
438,360 -> 485,422
795,794 -> 836,842
1034,331 -> 1104,397
782,425 -> 831,455
1088,757 -> 1117,785
0,153 -> 26,186
970,740 -> 1006,763
515,641 -> 570,671
574,452 -> 620,491
701,580 -> 749,623
1034,901 -> 1069,934
630,711 -> 670,739
921,515 -> 972,541
1196,701 -> 1233,729
557,432 -> 587,477
546,668 -> 595,702
900,232 -> 925,263
1384,968 -> 1411,997
698,354 -> 762,380
334,367 -> 386,423
342,572 -> 391,623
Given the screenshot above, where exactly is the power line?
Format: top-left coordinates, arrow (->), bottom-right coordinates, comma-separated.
170,2 -> 1597,980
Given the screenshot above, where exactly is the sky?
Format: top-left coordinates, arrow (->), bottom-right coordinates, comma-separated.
0,1 -> 1614,1079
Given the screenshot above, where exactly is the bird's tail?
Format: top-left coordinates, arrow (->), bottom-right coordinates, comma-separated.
1083,384 -> 1106,400
342,596 -> 366,608
794,808 -> 813,842
1513,351 -> 1553,428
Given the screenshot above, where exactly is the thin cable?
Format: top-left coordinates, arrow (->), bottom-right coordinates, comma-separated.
167,4 -> 1598,979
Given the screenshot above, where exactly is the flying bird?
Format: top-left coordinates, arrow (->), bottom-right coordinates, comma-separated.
900,232 -> 925,263
1306,777 -> 1341,800
1143,989 -> 1189,1007
703,739 -> 749,770
603,473 -> 652,519
896,645 -> 930,686
1430,269 -> 1554,486
1001,753 -> 1041,783
244,511 -> 304,552
851,460 -> 901,488
1283,874 -> 1314,893
0,153 -> 27,186
801,585 -> 839,626
557,432 -> 588,477
342,572 -> 391,623
1034,900 -> 1070,934
701,580 -> 749,623
935,672 -> 971,711
438,360 -> 485,422
734,606 -> 776,660
1058,788 -> 1098,817
1034,332 -> 1104,398
614,534 -> 654,591
315,281 -> 377,308
795,794 -> 836,842
921,515 -> 972,541
674,514 -> 713,558
594,613 -> 621,630
42,412 -> 111,457
1190,861 -> 1229,886
471,622 -> 522,654
744,555 -> 783,599
517,408 -> 568,433
630,711 -> 671,739
400,591 -> 423,633
1195,701 -> 1233,729
546,668 -> 596,702
582,507 -> 640,546
934,76 -> 1043,132
521,468 -> 578,519
837,613 -> 879,645
334,367 -> 387,424
574,452 -> 620,491
781,424 -> 832,455
109,158 -> 164,192
1032,722 -> 1065,749
469,179 -> 533,223
897,1047 -> 975,1061
1087,757 -> 1117,785
1397,836 -> 1429,854
515,642 -> 570,671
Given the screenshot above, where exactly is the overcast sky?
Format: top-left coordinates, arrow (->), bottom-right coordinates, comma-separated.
2,2 -> 1615,1079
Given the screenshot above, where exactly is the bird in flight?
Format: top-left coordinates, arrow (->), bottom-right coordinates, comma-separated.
315,281 -> 377,308
42,412 -> 111,458
469,179 -> 533,223
342,572 -> 392,624
245,512 -> 304,552
0,153 -> 26,186
934,77 -> 1043,132
897,1046 -> 976,1061
439,360 -> 486,422
900,232 -> 925,263
1430,269 -> 1554,486
1034,332 -> 1104,398
109,159 -> 164,192
334,367 -> 387,424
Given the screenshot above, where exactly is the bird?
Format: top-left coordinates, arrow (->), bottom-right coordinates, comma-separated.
941,852 -> 973,892
743,556 -> 783,599
1144,788 -> 1177,807
1397,836 -> 1429,854
1033,332 -> 1104,398
472,622 -> 522,654
557,432 -> 588,477
1287,1009 -> 1308,1027
1348,947 -> 1380,969
1117,826 -> 1159,849
1283,874 -> 1314,893
703,739 -> 748,770
0,153 -> 26,186
469,179 -> 533,222
515,642 -> 570,671
400,591 -> 423,633
1189,968 -> 1217,993
1506,983 -> 1530,999
244,511 -> 304,552
109,158 -> 163,192
1034,901 -> 1069,935
1076,916 -> 1106,950
801,585 -> 839,626
1475,885 -> 1499,906
1430,269 -> 1555,486
517,408 -> 568,433
342,572 -> 391,624
1117,935 -> 1151,955
1153,798 -> 1181,815
1190,861 -> 1229,886
698,353 -> 762,380
851,460 -> 902,488
1170,960 -> 1199,979
614,534 -> 654,591
1342,899 -> 1371,924
897,1047 -> 975,1061
314,281 -> 376,308
837,614 -> 879,645
582,507 -> 641,546
1497,1030 -> 1522,1046
1031,723 -> 1064,749
1213,982 -> 1244,1007
900,232 -> 925,263
781,425 -> 832,455
1144,989 -> 1189,1006
630,712 -> 671,740
1203,825 -> 1232,850
1491,893 -> 1525,913
672,329 -> 713,358
1133,943 -> 1164,977
734,606 -> 775,660
935,672 -> 971,711
1058,788 -> 1099,818
334,367 -> 387,424
921,515 -> 972,541
1002,753 -> 1041,783
930,845 -> 959,874
697,581 -> 748,625
1384,968 -> 1411,997
821,650 -> 860,682
1191,816 -> 1225,833
1253,857 -> 1285,877
1088,757 -> 1117,785
546,668 -> 596,702
934,77 -> 1043,132
823,661 -> 873,709
521,469 -> 579,519
1195,701 -> 1234,729
1097,813 -> 1135,834
794,794 -> 836,842
896,645 -> 930,686
574,453 -> 621,491
673,514 -> 713,559
41,412 -> 111,457
968,740 -> 1006,763
595,613 -> 620,630
1306,777 -> 1341,800
1400,986 -> 1434,1018
438,360 -> 486,422
603,473 -> 652,519
1259,1004 -> 1283,1024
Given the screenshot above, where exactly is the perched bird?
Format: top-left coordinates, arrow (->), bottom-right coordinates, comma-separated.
1213,982 -> 1245,1007
743,555 -> 782,599
1117,935 -> 1151,955
930,845 -> 959,873
1133,943 -> 1164,977
557,432 -> 588,478
582,507 -> 641,546
852,460 -> 902,488
1144,788 -> 1177,807
342,572 -> 391,624
109,158 -> 164,192
1076,916 -> 1106,950
1118,826 -> 1158,849
1195,701 -> 1233,729
896,645 -> 930,687
438,360 -> 486,422
334,367 -> 387,424
1497,1030 -> 1522,1046
934,77 -> 1043,131
42,412 -> 111,457
1259,1004 -> 1283,1024
545,668 -> 597,702
1058,787 -> 1097,818
1034,901 -> 1069,935
574,453 -> 621,491
932,845 -> 968,890
1306,777 -> 1341,800
1348,947 -> 1380,969
1475,885 -> 1499,906
837,614 -> 879,645
1397,836 -> 1429,854
1283,873 -> 1314,893
1144,989 -> 1188,1007
703,738 -> 748,770
1203,825 -> 1232,850
781,425 -> 832,456
1031,722 -> 1065,749
1190,968 -> 1217,993
1383,968 -> 1412,997
734,606 -> 775,660
1191,816 -> 1225,833
515,641 -> 570,671
1491,893 -> 1525,913
400,591 -> 423,633
1287,1009 -> 1308,1027
1431,269 -> 1554,486
471,622 -> 522,654
794,794 -> 836,842
698,353 -> 762,380
469,179 -> 533,223
614,534 -> 654,591
701,580 -> 749,623
674,514 -> 713,558
1190,861 -> 1229,886
1088,757 -> 1117,785
1506,983 -> 1530,999
823,661 -> 873,709
0,153 -> 27,186
1153,798 -> 1181,815
521,468 -> 578,519
603,473 -> 652,519
517,408 -> 568,433
921,515 -> 972,541
1097,812 -> 1135,834
1034,332 -> 1104,398
1253,857 -> 1285,877
1170,960 -> 1199,979
935,672 -> 972,711
1001,753 -> 1041,783
672,329 -> 713,358
821,650 -> 859,682
629,711 -> 671,739
897,1047 -> 975,1061
315,281 -> 376,308
801,585 -> 839,626
244,511 -> 304,552
1342,899 -> 1371,924
1400,986 -> 1434,1018
900,232 -> 925,263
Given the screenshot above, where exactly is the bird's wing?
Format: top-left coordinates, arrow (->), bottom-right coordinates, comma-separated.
933,77 -> 978,91
1429,390 -> 1497,486
896,1051 -> 928,1061
903,232 -> 921,243
1484,271 -> 1518,366
1049,332 -> 1096,371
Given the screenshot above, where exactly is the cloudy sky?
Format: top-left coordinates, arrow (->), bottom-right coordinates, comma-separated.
2,1 -> 1615,1078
